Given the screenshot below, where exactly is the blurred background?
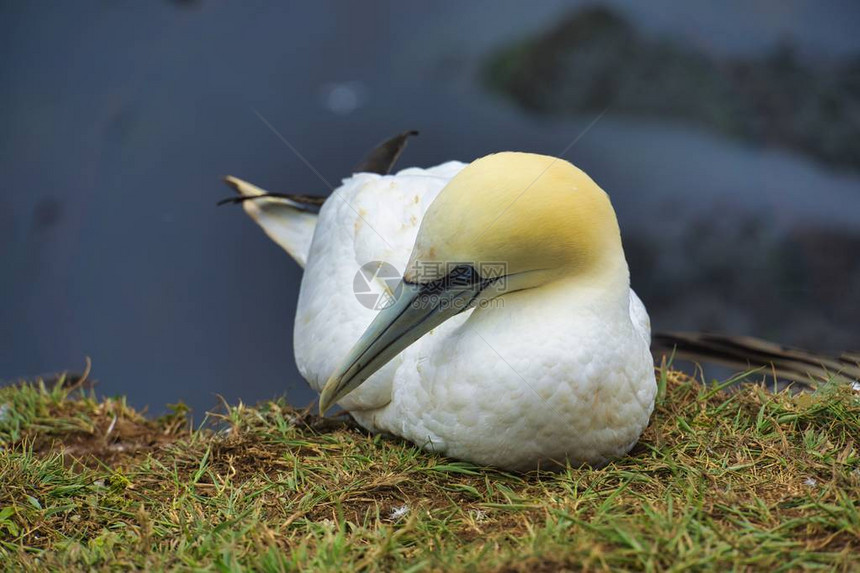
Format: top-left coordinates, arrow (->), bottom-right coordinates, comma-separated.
2,1 -> 859,415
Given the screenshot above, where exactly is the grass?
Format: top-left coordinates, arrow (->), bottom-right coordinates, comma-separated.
1,368 -> 859,571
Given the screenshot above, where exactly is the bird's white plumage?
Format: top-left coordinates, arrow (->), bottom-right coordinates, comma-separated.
294,162 -> 469,411
233,158 -> 656,471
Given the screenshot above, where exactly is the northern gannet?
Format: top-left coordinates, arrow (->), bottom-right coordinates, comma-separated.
225,145 -> 657,471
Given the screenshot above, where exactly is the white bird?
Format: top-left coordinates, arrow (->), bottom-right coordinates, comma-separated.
225,149 -> 656,471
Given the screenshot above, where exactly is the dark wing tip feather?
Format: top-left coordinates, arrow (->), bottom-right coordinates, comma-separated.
652,331 -> 860,390
354,130 -> 420,175
217,177 -> 325,210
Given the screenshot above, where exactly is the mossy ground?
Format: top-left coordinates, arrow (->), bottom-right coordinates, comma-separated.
1,367 -> 859,571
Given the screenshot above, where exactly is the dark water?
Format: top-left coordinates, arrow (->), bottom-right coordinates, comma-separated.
2,1 -> 859,415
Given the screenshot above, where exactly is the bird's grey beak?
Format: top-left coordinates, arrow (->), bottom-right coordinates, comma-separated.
319,267 -> 495,414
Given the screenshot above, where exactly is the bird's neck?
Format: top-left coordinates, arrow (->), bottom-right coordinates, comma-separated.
480,253 -> 631,325
546,258 -> 631,312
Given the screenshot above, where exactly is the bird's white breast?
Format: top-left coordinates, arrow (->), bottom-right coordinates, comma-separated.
373,278 -> 656,470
